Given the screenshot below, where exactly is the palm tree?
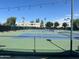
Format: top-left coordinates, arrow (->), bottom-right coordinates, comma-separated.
22,17 -> 25,26
40,20 -> 44,28
36,18 -> 40,23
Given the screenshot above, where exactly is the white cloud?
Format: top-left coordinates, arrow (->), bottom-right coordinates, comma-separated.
52,13 -> 79,27
65,13 -> 79,19
74,14 -> 79,18
54,13 -> 79,22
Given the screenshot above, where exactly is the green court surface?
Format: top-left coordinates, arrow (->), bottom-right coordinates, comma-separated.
0,30 -> 79,53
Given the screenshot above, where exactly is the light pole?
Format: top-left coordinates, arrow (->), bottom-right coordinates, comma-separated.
70,0 -> 74,52
22,17 -> 25,30
44,18 -> 46,29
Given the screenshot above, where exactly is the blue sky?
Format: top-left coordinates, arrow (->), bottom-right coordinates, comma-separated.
0,0 -> 79,24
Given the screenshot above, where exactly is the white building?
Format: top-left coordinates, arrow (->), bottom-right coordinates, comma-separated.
16,18 -> 70,28
16,22 -> 41,28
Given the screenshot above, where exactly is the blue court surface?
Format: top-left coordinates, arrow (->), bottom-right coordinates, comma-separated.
0,29 -> 79,53
13,30 -> 79,40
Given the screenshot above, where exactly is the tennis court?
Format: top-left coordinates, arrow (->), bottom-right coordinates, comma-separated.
0,29 -> 79,53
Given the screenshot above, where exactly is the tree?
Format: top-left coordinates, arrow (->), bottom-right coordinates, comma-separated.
40,20 -> 44,28
30,21 -> 34,23
62,22 -> 68,29
45,22 -> 53,29
73,19 -> 79,30
54,22 -> 59,29
36,18 -> 40,23
4,17 -> 16,26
